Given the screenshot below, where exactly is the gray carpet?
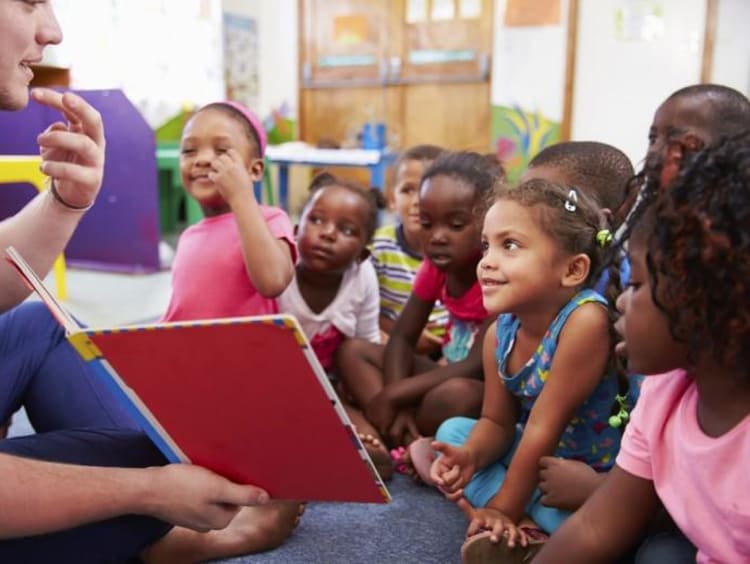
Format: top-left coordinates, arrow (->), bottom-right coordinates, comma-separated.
214,474 -> 468,564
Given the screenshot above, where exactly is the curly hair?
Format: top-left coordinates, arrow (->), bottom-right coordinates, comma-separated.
422,151 -> 503,220
527,141 -> 635,216
627,132 -> 750,373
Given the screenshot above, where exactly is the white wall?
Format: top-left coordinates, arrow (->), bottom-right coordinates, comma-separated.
491,0 -> 569,121
712,0 -> 750,94
571,0 -> 706,166
47,0 -> 224,127
222,0 -> 299,119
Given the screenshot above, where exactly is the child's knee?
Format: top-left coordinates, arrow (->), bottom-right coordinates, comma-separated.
435,416 -> 477,445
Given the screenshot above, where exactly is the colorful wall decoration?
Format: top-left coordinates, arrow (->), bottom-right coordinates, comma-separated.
491,104 -> 560,182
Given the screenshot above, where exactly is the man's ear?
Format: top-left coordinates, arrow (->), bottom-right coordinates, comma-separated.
561,253 -> 590,288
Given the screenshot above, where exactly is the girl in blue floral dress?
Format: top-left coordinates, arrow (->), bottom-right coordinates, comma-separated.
426,178 -> 623,561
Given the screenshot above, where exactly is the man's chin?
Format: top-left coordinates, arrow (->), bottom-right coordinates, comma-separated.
0,85 -> 30,111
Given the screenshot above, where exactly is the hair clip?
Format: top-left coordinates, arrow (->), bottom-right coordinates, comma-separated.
596,229 -> 613,248
564,188 -> 578,212
609,394 -> 630,429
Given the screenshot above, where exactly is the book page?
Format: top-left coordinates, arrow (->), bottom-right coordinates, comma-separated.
4,246 -> 81,334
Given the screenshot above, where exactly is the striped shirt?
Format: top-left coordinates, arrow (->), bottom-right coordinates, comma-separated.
370,223 -> 449,337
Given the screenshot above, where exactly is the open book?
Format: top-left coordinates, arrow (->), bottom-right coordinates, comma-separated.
5,246 -> 390,503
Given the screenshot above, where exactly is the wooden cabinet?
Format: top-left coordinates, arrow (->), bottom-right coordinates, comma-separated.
299,0 -> 493,154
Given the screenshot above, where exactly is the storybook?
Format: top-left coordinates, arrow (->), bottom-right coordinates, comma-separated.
5,246 -> 390,504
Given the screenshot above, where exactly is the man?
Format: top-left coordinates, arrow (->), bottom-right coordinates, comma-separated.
0,2 -> 296,561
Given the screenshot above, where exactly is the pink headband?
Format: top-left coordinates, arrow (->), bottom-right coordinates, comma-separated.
213,100 -> 267,157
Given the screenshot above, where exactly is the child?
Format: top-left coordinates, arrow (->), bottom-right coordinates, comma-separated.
335,151 -> 497,466
371,144 -> 449,356
535,132 -> 750,564
163,101 -> 295,322
428,178 -> 622,561
536,84 -> 750,516
276,172 -> 387,475
161,100 -> 301,553
278,173 -> 382,373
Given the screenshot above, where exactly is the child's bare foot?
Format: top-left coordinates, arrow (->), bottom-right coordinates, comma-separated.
392,437 -> 436,485
141,500 -> 304,563
359,432 -> 394,481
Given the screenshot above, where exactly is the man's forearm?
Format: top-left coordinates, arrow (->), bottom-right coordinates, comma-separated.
0,190 -> 85,311
0,453 -> 152,538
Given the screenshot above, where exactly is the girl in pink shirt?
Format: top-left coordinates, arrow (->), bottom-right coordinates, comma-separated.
163,101 -> 296,322
335,151 -> 500,479
536,133 -> 750,563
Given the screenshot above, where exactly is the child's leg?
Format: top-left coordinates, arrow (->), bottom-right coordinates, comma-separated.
436,417 -> 521,508
528,493 -> 572,534
334,338 -> 387,408
344,404 -> 393,480
416,377 -> 483,436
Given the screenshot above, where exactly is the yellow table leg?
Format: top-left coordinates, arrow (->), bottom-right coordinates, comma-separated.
0,155 -> 68,300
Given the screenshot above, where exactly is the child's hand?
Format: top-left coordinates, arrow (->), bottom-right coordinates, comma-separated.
387,409 -> 420,447
208,148 -> 256,206
415,328 -> 443,356
430,441 -> 476,496
466,507 -> 527,548
538,456 -> 603,511
365,390 -> 397,438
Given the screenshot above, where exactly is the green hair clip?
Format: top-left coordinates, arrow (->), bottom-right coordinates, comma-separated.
596,229 -> 613,248
609,394 -> 630,429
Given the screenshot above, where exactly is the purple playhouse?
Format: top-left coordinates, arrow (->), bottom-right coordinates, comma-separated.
0,89 -> 161,272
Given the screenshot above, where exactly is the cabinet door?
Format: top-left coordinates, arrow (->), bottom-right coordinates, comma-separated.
300,0 -> 492,154
300,0 -> 389,88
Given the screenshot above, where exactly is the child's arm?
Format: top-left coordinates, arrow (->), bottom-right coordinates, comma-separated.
534,465 -> 660,563
380,317 -> 492,406
481,303 -> 611,525
431,323 -> 520,492
379,314 -> 442,355
211,149 -> 294,297
381,293 -> 434,385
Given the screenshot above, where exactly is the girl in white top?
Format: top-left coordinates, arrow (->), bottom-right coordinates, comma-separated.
279,173 -> 382,372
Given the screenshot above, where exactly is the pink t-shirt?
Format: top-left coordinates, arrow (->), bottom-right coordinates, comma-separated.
412,260 -> 486,322
163,208 -> 296,321
617,369 -> 750,564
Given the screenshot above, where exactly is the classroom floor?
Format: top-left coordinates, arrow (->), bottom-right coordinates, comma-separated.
7,254 -> 470,563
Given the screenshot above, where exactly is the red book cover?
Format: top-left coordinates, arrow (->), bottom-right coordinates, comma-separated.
5,246 -> 390,503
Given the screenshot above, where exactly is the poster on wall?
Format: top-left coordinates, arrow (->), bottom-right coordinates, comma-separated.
223,12 -> 259,110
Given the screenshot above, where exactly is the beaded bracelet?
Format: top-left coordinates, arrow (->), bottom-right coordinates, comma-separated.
48,179 -> 94,212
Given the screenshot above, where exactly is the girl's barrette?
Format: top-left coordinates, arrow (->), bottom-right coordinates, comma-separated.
596,229 -> 613,247
564,188 -> 578,212
609,394 -> 630,429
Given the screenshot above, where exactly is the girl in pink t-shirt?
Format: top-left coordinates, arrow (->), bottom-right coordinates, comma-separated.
163,101 -> 296,322
161,101 -> 301,552
536,134 -> 750,563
